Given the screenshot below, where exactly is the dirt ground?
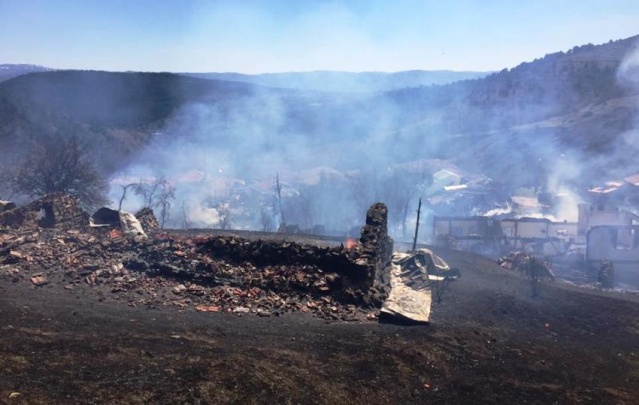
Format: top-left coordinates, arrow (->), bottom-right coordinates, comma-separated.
1,241 -> 639,404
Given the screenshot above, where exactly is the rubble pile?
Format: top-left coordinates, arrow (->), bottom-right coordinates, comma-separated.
497,252 -> 556,280
0,194 -> 87,230
0,196 -> 393,321
199,236 -> 365,278
0,201 -> 17,213
197,235 -> 387,306
135,208 -> 159,232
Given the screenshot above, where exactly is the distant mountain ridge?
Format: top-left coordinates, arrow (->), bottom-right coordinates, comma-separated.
183,70 -> 490,93
0,35 -> 638,193
0,64 -> 489,92
0,64 -> 53,82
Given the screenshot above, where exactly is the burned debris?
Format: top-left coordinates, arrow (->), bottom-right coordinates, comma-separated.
135,207 -> 159,232
1,196 -> 401,321
498,252 -> 555,297
0,200 -> 16,213
0,193 -> 88,230
379,248 -> 460,323
598,260 -> 615,289
90,207 -> 148,238
434,200 -> 639,288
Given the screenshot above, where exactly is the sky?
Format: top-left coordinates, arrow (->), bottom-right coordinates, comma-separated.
1,0 -> 639,74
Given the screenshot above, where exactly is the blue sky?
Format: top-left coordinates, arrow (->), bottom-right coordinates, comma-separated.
1,0 -> 638,73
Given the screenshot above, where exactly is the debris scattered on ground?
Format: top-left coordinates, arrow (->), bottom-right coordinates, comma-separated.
1,195 -> 395,321
598,260 -> 615,289
497,252 -> 555,281
497,252 -> 555,297
30,273 -> 48,286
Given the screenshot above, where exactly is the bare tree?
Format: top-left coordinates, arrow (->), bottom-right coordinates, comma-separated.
133,178 -> 161,209
260,205 -> 275,232
133,176 -> 175,228
181,200 -> 191,230
348,167 -> 432,237
157,183 -> 175,229
0,164 -> 17,201
158,186 -> 175,229
282,188 -> 313,229
217,202 -> 232,229
8,137 -> 109,209
118,183 -> 136,211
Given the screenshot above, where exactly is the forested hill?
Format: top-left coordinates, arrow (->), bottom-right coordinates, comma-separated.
0,71 -> 304,172
370,35 -> 639,185
387,35 -> 638,127
0,71 -> 262,128
0,35 -> 638,190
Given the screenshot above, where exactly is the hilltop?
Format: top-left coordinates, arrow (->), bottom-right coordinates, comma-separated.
0,64 -> 52,82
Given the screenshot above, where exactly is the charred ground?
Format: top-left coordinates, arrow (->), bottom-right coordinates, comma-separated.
1,233 -> 639,404
1,35 -> 639,404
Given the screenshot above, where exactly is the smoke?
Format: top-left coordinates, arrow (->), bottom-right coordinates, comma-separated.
618,42 -> 639,89
105,38 -> 639,235
617,41 -> 639,158
107,79 -> 439,235
108,85 -> 356,229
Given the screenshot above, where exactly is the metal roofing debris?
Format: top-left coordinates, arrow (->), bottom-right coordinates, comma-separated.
380,249 -> 459,323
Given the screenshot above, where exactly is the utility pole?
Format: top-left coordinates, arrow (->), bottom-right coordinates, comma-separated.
412,197 -> 422,252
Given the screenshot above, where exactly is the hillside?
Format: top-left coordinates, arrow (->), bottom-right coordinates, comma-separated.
0,71 -> 322,172
373,35 -> 639,186
0,64 -> 52,82
0,35 -> 638,227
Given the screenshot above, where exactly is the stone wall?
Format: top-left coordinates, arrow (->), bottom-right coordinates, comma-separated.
198,202 -> 394,307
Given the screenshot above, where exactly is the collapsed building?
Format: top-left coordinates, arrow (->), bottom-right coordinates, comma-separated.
0,194 -> 156,238
2,194 -> 457,323
0,194 -> 88,230
433,216 -> 577,257
90,207 -> 150,238
574,178 -> 639,285
433,200 -> 639,286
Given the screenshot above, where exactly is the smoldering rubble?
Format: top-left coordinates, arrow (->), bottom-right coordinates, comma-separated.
0,195 -> 399,321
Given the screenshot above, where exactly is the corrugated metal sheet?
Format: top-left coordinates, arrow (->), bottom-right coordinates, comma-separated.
381,249 -> 455,323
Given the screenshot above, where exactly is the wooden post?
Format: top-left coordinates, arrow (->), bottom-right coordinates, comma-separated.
412,197 -> 422,252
